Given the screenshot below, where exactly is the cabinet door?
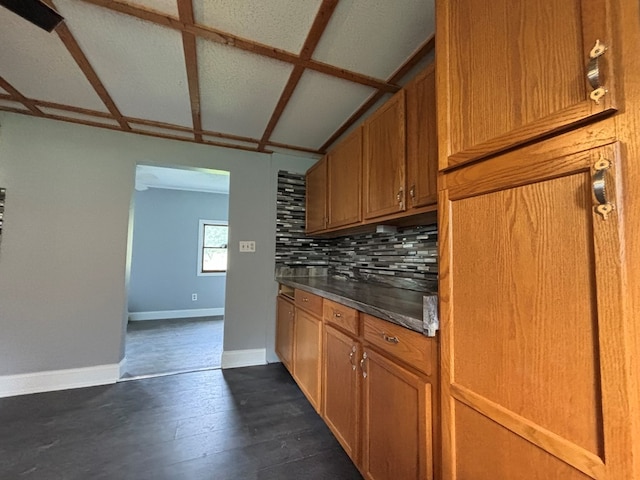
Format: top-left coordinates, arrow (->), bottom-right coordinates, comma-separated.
323,325 -> 360,462
361,348 -> 432,480
437,0 -> 618,169
275,296 -> 294,372
293,309 -> 322,412
439,141 -> 635,479
363,90 -> 406,220
328,127 -> 362,229
406,64 -> 437,208
305,156 -> 327,233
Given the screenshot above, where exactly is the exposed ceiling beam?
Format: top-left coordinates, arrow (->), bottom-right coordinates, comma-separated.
320,35 -> 436,153
0,77 -> 44,115
79,0 -> 399,93
46,0 -> 130,130
258,0 -> 339,151
177,0 -> 202,142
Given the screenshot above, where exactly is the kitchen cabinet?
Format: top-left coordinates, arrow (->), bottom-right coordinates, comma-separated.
292,289 -> 323,412
275,295 -> 294,373
361,348 -> 432,480
305,155 -> 327,234
360,313 -> 436,480
439,139 -> 633,479
437,0 -> 618,169
279,286 -> 439,480
406,63 -> 437,209
363,90 -> 406,220
327,126 -> 362,229
323,324 -> 361,462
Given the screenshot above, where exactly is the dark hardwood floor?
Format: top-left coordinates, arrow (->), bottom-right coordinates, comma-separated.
122,317 -> 224,379
0,364 -> 363,479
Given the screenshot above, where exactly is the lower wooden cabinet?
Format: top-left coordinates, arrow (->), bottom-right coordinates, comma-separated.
361,348 -> 433,480
277,287 -> 438,480
323,324 -> 361,462
293,308 -> 322,412
275,296 -> 294,372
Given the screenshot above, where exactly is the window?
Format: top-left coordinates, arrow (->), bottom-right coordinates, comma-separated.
198,220 -> 228,275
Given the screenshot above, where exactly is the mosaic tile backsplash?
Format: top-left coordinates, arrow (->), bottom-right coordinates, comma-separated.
276,171 -> 438,292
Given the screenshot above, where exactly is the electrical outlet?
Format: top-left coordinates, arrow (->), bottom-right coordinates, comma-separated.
239,240 -> 256,253
192,293 -> 197,301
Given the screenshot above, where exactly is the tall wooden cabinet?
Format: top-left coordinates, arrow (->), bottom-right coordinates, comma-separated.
437,0 -> 618,169
437,0 -> 640,478
363,90 -> 406,220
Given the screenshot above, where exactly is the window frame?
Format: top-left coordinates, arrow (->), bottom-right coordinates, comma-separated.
197,219 -> 228,277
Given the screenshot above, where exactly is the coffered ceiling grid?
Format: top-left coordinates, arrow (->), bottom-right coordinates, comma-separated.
0,0 -> 435,157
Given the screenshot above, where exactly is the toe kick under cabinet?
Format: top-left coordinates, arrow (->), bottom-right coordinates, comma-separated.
276,286 -> 439,480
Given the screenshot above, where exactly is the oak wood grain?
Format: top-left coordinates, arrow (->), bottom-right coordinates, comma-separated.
327,127 -> 363,229
363,91 -> 406,220
305,157 -> 328,234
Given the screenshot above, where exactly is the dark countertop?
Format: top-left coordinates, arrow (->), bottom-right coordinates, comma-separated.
276,276 -> 438,336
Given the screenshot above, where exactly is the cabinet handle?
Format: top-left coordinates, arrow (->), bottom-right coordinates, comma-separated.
587,39 -> 607,104
382,333 -> 400,344
410,185 -> 416,202
333,311 -> 342,318
302,297 -> 309,302
349,345 -> 357,371
396,187 -> 404,209
360,352 -> 368,378
593,156 -> 614,220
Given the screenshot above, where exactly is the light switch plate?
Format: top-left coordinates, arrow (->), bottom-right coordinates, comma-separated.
239,240 -> 256,253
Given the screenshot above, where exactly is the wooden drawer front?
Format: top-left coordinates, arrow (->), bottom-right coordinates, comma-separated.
295,289 -> 323,316
363,314 -> 433,376
323,300 -> 359,336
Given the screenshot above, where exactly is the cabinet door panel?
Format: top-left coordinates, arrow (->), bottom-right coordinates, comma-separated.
406,64 -> 437,208
362,348 -> 432,480
306,157 -> 327,233
363,91 -> 406,219
293,309 -> 322,412
276,296 -> 294,372
439,142 -> 634,479
328,127 -> 362,229
323,325 -> 360,462
438,0 -> 617,168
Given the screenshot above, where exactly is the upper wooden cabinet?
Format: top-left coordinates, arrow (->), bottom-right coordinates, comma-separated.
406,64 -> 437,208
305,156 -> 327,234
363,90 -> 406,220
327,127 -> 362,229
437,0 -> 618,169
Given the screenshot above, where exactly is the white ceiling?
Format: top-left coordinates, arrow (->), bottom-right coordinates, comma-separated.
0,0 -> 435,158
135,165 -> 230,194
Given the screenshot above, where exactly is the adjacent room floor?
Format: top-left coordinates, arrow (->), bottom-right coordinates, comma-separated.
0,364 -> 363,479
121,316 -> 224,379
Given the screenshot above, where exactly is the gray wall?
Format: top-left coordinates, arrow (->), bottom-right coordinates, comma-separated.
0,112 -> 316,375
128,188 -> 229,313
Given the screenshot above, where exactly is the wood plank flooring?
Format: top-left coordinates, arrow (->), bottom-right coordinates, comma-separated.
122,317 -> 224,379
0,364 -> 363,479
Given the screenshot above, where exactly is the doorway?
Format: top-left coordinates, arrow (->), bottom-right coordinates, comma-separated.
122,165 -> 230,379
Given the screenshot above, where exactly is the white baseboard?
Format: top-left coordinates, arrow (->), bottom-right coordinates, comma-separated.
221,349 -> 267,369
0,363 -> 120,399
128,308 -> 224,321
